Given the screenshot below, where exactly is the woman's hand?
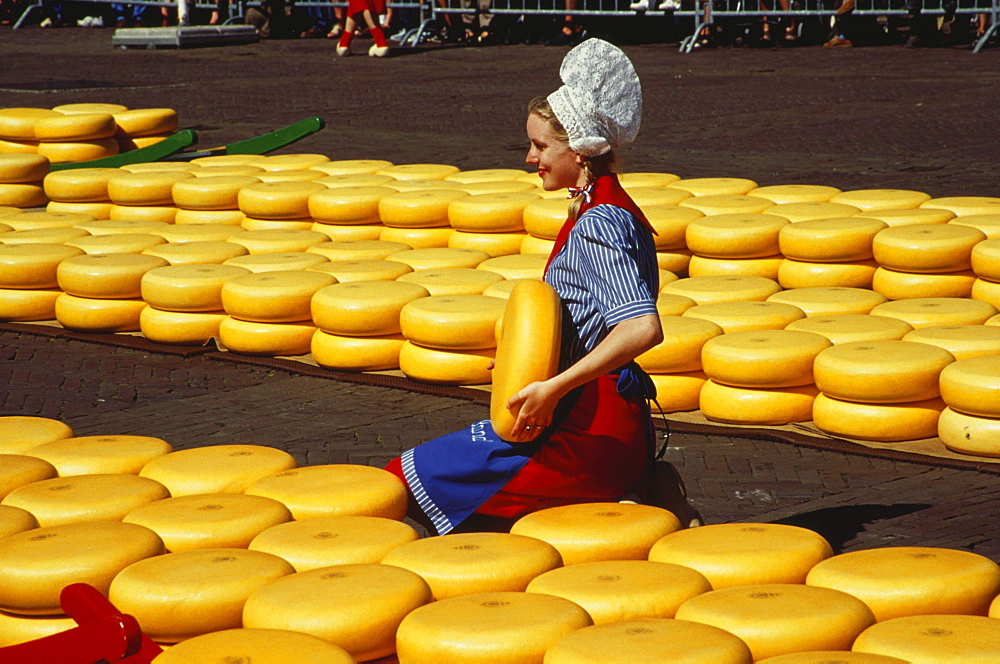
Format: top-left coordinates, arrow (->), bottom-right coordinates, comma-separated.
506,379 -> 562,442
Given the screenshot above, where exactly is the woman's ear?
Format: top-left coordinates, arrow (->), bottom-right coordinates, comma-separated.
574,152 -> 587,166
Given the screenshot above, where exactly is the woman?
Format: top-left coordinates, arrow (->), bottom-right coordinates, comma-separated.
386,38 -> 664,535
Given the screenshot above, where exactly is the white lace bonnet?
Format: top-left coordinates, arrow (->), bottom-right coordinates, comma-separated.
546,38 -> 643,158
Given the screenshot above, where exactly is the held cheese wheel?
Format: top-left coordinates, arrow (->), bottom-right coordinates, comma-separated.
0,520 -> 164,616
636,315 -> 722,374
107,170 -> 193,206
382,532 -> 563,600
869,297 -> 998,328
938,406 -> 1000,457
701,330 -> 830,388
746,184 -> 840,204
220,318 -> 318,355
172,175 -> 261,211
152,629 -> 355,664
1,473 -> 169,527
139,308 -> 227,345
139,444 -> 297,496
228,228 -> 328,254
141,264 -> 251,312
700,380 -> 819,425
142,240 -> 250,266
938,355 -> 1000,417
687,255 -> 783,280
490,280 -> 561,441
0,416 -> 73,455
112,108 -> 179,136
681,301 -> 805,333
0,243 -> 84,289
813,340 -> 954,403
400,294 -> 506,350
852,614 -> 1000,663
766,287 -> 887,317
378,189 -> 470,228
811,394 -> 946,441
785,314 -> 913,345
398,342 -> 495,385
903,324 -> 1000,361
685,214 -> 789,259
221,270 -> 335,323
778,217 -> 888,263
308,185 -> 396,224
872,223 -> 986,273
33,113 -> 116,142
312,330 -> 405,371
0,455 -> 56,500
237,181 -> 325,220
25,434 -> 172,476
0,154 -> 49,184
0,288 -> 61,321
57,253 -> 168,299
830,189 -> 932,211
246,464 -> 408,521
661,275 -> 781,305
667,178 -> 758,196
778,258 -> 879,290
311,280 -> 429,336
680,195 -> 775,217
447,192 -> 540,233
223,251 -> 329,273
54,293 -> 147,332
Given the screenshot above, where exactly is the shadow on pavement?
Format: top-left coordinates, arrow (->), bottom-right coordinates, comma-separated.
772,503 -> 931,552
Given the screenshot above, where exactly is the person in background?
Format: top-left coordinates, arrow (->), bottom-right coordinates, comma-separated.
335,0 -> 390,55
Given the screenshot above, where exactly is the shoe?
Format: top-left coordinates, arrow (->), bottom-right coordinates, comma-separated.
335,44 -> 351,56
40,17 -> 53,27
823,35 -> 853,46
90,16 -> 104,27
76,16 -> 94,27
629,0 -> 650,10
657,0 -> 680,9
300,27 -> 322,38
368,43 -> 389,57
326,24 -> 342,38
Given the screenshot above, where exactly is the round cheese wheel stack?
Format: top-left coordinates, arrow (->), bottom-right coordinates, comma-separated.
228,228 -> 327,255
667,178 -> 758,196
544,618 -> 753,664
806,546 -> 1000,621
785,314 -> 913,344
0,455 -> 56,500
0,227 -> 88,244
618,172 -> 681,188
175,208 -> 246,226
938,355 -> 1000,417
36,139 -> 118,165
0,520 -> 164,615
702,329 -> 830,388
245,464 -> 407,520
312,280 -> 428,336
34,113 -> 116,142
113,108 -> 179,136
311,159 -> 394,175
397,268 -> 504,296
236,181 -> 325,221
308,185 -> 396,225
648,523 -> 834,589
106,170 -> 193,206
852,614 -> 1000,663
243,562 -> 431,660
682,301 -> 805,333
0,154 -> 49,184
310,221 -> 384,242
0,287 -> 61,321
141,264 -> 250,312
526,560 -> 711,624
55,269 -> 162,331
110,548 -> 293,643
649,371 -> 708,413
830,189 -> 932,211
624,187 -> 693,207
309,258 -> 411,283
636,316 -> 722,374
0,108 -> 62,140
65,232 -> 165,255
0,416 -> 73,455
971,237 -> 1000,281
766,287 -> 887,317
244,217 -> 314,231
224,251 -> 329,273
396,591 -> 591,664
0,138 -> 38,154
399,294 -> 505,350
140,308 -> 228,345
812,394 -> 946,441
312,331 -> 406,371
675,584 -> 875,661
376,163 -> 460,181
656,292 -> 697,315
685,214 -> 788,259
377,189 -> 469,229
379,225 -> 454,248
387,247 -> 489,271
1,473 -> 168,527
778,259 -> 876,290
447,230 -> 526,257
938,406 -> 1000,457
447,192 -> 540,233
814,340 -> 954,403
398,341 -> 495,385
700,381 -> 820,425
920,196 -> 1000,217
523,197 -> 570,240
171,175 -> 261,211
0,243 -> 84,289
869,297 -> 998,329
779,217 -> 888,262
25,434 -> 172,476
123,493 -> 292,552
152,628 -> 355,664
756,653 -> 907,664
767,203 -> 861,223
249,515 -> 418,571
476,253 -> 547,280
873,223 -> 986,273
680,195 -> 775,217
510,503 -> 681,566
661,275 -> 781,305
381,532 -> 562,600
0,181 -> 47,208
139,444 -> 297,496
221,270 -> 335,323
951,213 -> 1000,239
0,610 -> 78,648
644,206 -> 703,250
143,240 -> 249,266
746,184 -> 840,204
2,211 -> 94,232
107,204 -> 178,223
687,254 -> 783,280
903,324 -> 1000,360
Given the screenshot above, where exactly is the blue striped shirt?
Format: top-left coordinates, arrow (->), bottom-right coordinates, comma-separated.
545,203 -> 660,370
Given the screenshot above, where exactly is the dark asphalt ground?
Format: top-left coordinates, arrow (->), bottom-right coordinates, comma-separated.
1,26 -> 1000,561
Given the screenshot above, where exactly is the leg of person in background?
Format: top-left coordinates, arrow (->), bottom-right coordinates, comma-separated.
460,0 -> 476,42
475,0 -> 492,43
337,2 -> 389,56
326,7 -> 344,37
545,0 -> 582,45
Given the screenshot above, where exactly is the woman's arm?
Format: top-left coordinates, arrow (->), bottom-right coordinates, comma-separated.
505,312 -> 663,442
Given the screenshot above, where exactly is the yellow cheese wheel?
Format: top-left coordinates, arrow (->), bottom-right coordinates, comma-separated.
687,254 -> 784,280
251,154 -> 329,172
757,654 -> 907,664
447,230 -> 526,257
380,225 -> 454,249
191,164 -> 265,178
312,159 -> 394,176
701,329 -> 831,388
26,434 -> 172,476
617,172 -> 681,189
766,287 -> 887,316
778,217 -> 888,262
951,213 -> 1000,239
648,371 -> 707,413
123,493 -> 292,552
0,227 -> 89,244
853,614 -> 1000,663
700,380 -> 819,425
873,223 -> 986,274
245,464 -> 407,521
813,340 -> 954,403
510,503 -> 681,566
310,220 -> 384,242
1,473 -> 169,527
311,280 -> 429,335
0,243 -> 83,288
378,189 -> 470,228
520,234 -> 556,255
54,293 -> 146,332
189,154 -> 261,167
869,297 -> 998,329
139,444 -> 296,496
312,330 -> 405,371
676,584 -> 875,662
526,560 -> 711,624
74,219 -> 171,237
249,515 -> 418,571
220,311 -> 314,352
243,563 -> 430,661
785,314 -> 914,344
398,341 -> 495,385
2,211 -> 93,231
0,108 -> 63,140
544,618 -> 754,664
227,228 -> 327,254
778,258 -> 879,289
397,267 -> 504,296
307,185 -> 396,224
685,214 -> 789,259
237,181 -> 325,220
657,249 -> 694,274
621,187 -> 693,208
141,263 -> 251,312
830,189 -> 932,211
680,195 -> 774,217
242,216 -> 315,231
459,180 -> 538,195
387,247 -> 489,271
522,197 -> 570,239
118,132 -> 173,152
382,532 -> 562,600
33,113 -> 116,142
746,184 -> 840,204
64,233 -> 164,258
938,406 -> 1000,457
767,203 -> 861,223
107,204 -> 178,223
643,205 -> 703,250
142,240 -> 249,266
0,417 -> 73,455
110,548 -> 293,643
0,182 -> 47,208
152,628 -> 355,664
856,207 -> 954,228
0,610 -> 78,647
0,520 -> 164,616
106,170 -> 192,206
938,355 -> 1000,417
384,177 -> 464,192
376,163 -> 460,181
313,173 -> 394,188
396,591 -> 591,664
308,258 -> 411,283
443,168 -> 528,184
682,301 -> 805,333
119,161 -> 199,174
0,287 -> 60,321
400,294 -> 505,350
812,393 -> 946,441
970,237 -> 1000,281
0,455 -> 56,500
57,253 -> 168,299
807,546 -> 1000,621
175,208 -> 245,225
301,239 -> 409,262
661,275 -> 781,305
474,253 -> 548,280
446,192 -> 540,233
0,154 -> 49,184
0,138 -> 38,154
903,324 -> 1000,361
224,251 -> 330,273
53,103 -> 129,115
171,175 -> 260,210
221,270 -> 335,323
112,108 -> 179,136
667,178 -> 758,196
920,196 -> 1000,217
139,307 -> 227,345
655,292 -> 697,315
636,316 -> 722,374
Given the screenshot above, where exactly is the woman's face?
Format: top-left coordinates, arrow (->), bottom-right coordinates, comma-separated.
525,112 -> 587,191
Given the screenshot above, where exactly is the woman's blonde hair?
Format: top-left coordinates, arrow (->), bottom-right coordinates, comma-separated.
528,97 -> 617,220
